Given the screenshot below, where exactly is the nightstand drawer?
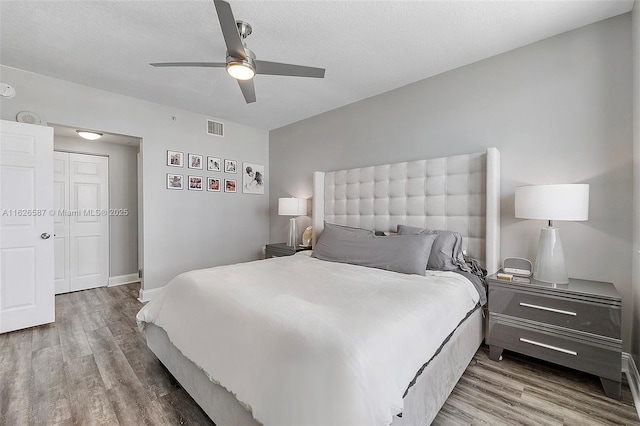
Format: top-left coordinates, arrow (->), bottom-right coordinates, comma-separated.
488,317 -> 621,381
489,286 -> 620,339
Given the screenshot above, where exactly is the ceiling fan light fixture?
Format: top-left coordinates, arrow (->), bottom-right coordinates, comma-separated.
226,60 -> 255,80
76,130 -> 103,140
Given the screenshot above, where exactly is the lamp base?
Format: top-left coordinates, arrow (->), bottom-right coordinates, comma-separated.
533,226 -> 568,284
287,217 -> 297,247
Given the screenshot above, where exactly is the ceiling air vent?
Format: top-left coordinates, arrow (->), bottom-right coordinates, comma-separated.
207,119 -> 224,137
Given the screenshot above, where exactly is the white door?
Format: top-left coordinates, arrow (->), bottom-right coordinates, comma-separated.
68,153 -> 109,292
0,120 -> 54,333
53,151 -> 70,294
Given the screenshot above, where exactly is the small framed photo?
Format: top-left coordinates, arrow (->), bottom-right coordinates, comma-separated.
242,162 -> 265,195
207,177 -> 221,192
188,175 -> 203,191
207,156 -> 221,172
224,159 -> 237,174
167,173 -> 183,190
188,153 -> 203,170
224,179 -> 237,193
167,150 -> 184,167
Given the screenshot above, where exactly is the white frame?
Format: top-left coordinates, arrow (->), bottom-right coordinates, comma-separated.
207,177 -> 221,192
224,159 -> 237,174
167,150 -> 184,167
188,153 -> 203,170
242,162 -> 265,195
188,175 -> 203,191
207,156 -> 221,172
167,173 -> 183,190
224,178 -> 237,193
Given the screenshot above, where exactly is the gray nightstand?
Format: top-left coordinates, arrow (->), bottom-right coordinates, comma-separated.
486,273 -> 622,399
265,243 -> 311,258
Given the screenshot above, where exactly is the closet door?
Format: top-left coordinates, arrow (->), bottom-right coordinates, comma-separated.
53,152 -> 70,294
69,153 -> 109,291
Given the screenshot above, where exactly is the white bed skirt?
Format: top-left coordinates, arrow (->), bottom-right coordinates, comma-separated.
144,307 -> 484,426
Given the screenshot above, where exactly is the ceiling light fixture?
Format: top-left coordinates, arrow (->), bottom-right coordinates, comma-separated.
226,59 -> 256,80
76,130 -> 103,140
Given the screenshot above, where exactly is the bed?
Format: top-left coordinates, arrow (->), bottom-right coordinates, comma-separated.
137,148 -> 501,425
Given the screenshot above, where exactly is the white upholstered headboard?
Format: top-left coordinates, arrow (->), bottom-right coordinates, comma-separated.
312,148 -> 501,274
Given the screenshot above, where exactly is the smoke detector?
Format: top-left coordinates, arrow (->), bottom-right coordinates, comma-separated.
0,83 -> 16,98
16,111 -> 42,125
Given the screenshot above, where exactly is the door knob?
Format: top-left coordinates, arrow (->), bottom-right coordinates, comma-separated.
40,232 -> 51,239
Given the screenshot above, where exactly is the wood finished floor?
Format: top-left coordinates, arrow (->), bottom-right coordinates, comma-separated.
0,283 -> 637,426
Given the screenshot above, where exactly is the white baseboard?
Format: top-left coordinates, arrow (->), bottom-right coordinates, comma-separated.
622,352 -> 640,420
108,273 -> 140,287
138,286 -> 163,303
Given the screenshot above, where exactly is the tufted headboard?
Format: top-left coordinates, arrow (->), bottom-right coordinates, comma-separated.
312,148 -> 500,274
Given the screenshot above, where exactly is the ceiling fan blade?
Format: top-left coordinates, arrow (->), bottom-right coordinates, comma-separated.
150,62 -> 226,68
214,0 -> 246,60
254,60 -> 325,78
237,79 -> 256,104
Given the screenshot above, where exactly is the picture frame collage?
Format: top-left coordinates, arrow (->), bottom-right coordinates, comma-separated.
166,150 -> 264,195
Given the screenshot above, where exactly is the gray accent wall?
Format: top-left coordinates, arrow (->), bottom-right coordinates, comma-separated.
270,15 -> 635,352
54,135 -> 139,278
0,65 -> 270,294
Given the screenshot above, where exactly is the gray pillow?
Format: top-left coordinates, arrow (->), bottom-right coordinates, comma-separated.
397,224 -> 465,271
313,222 -> 436,275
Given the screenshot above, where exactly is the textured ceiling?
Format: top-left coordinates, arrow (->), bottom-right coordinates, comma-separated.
0,1 -> 634,130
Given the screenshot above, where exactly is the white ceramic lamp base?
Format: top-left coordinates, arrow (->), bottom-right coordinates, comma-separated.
533,226 -> 568,284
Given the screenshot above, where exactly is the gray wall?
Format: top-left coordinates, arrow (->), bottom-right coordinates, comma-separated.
54,135 -> 139,278
632,3 -> 640,364
0,65 -> 270,294
270,15 -> 635,351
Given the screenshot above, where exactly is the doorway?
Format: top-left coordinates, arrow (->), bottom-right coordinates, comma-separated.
52,124 -> 141,294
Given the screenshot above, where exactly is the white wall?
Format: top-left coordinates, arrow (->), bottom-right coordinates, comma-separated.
54,135 -> 139,278
270,15 -> 635,351
632,2 -> 640,364
0,65 -> 270,293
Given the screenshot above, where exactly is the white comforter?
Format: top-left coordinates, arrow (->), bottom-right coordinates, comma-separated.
136,253 -> 479,426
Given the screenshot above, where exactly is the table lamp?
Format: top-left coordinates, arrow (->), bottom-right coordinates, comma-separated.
515,184 -> 589,284
278,197 -> 307,247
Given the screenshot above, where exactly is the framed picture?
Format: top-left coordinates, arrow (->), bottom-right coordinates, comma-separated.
188,153 -> 203,170
167,150 -> 184,167
188,175 -> 203,191
224,159 -> 237,174
167,173 -> 183,190
242,162 -> 265,195
207,156 -> 221,172
224,179 -> 237,193
207,177 -> 221,192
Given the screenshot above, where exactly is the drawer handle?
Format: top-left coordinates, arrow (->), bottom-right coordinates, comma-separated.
519,302 -> 577,316
519,338 -> 578,356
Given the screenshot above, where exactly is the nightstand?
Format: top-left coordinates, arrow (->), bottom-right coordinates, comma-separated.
486,273 -> 622,399
265,243 -> 311,258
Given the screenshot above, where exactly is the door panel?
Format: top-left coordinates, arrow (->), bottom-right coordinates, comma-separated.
53,151 -> 70,294
69,153 -> 108,292
0,120 -> 54,333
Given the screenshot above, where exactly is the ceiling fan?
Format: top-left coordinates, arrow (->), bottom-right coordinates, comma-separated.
150,0 -> 325,104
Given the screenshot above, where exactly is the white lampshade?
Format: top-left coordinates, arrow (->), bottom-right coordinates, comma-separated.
515,184 -> 589,221
278,198 -> 307,217
515,183 -> 589,284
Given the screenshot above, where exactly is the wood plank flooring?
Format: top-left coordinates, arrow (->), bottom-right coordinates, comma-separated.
0,283 -> 638,425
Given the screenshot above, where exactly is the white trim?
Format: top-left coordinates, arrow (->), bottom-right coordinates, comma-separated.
138,286 -> 163,303
622,352 -> 640,420
108,273 -> 139,287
